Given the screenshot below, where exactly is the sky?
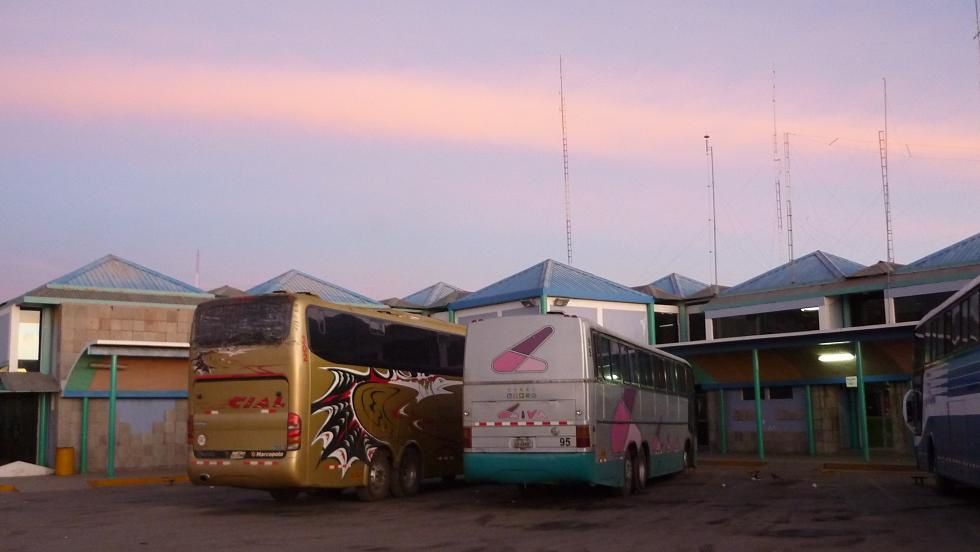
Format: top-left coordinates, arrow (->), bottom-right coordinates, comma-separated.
2,2 -> 979,302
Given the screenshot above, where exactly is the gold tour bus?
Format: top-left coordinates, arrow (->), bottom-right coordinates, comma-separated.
187,293 -> 466,501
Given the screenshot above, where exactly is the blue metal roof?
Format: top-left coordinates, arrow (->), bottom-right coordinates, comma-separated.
645,273 -> 710,299
897,232 -> 980,273
247,270 -> 383,306
402,282 -> 465,308
47,254 -> 205,294
449,259 -> 652,310
722,251 -> 865,296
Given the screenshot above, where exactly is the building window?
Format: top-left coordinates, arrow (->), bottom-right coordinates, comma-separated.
741,386 -> 794,400
17,310 -> 42,372
894,292 -> 954,323
714,308 -> 818,339
848,291 -> 885,327
688,312 -> 706,341
654,312 -> 679,344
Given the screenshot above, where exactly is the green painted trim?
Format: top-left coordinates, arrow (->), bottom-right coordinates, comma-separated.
23,296 -> 201,309
107,354 -> 118,478
66,355 -> 98,393
752,349 -> 765,460
80,397 -> 89,474
46,284 -> 213,298
539,294 -> 548,315
719,389 -> 728,454
805,384 -> 815,455
464,451 -> 598,485
646,303 -> 656,345
855,342 -> 870,463
36,394 -> 48,466
39,307 -> 54,375
448,309 -> 456,324
842,298 -> 852,327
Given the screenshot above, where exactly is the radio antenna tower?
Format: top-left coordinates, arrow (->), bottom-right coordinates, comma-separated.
771,68 -> 783,232
783,132 -> 794,261
878,77 -> 895,263
704,135 -> 719,286
559,57 -> 573,265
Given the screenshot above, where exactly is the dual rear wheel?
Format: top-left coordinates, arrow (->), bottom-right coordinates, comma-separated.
358,448 -> 423,502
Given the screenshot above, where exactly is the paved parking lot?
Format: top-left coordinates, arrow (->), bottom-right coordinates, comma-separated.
3,463 -> 980,551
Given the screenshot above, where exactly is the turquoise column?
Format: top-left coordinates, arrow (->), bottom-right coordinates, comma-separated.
752,350 -> 765,460
842,299 -> 852,327
80,397 -> 89,474
539,294 -> 548,314
646,303 -> 656,345
855,342 -> 870,462
36,394 -> 48,466
719,389 -> 728,454
806,385 -> 815,456
448,309 -> 456,324
107,354 -> 118,478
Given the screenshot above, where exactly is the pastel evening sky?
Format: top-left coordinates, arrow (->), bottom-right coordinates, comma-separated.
1,2 -> 978,301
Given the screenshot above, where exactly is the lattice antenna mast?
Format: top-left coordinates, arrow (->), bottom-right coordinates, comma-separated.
772,68 -> 783,232
559,57 -> 573,265
704,135 -> 719,286
784,132 -> 794,261
879,77 -> 894,263
974,0 -> 980,103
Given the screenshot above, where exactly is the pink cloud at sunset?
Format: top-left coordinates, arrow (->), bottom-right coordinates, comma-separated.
4,57 -> 978,166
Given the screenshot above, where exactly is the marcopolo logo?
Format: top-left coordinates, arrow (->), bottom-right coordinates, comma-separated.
491,326 -> 554,373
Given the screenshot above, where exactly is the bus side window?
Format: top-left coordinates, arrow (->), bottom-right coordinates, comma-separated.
595,335 -> 612,381
609,341 -> 624,382
638,352 -> 653,387
653,356 -> 667,390
667,362 -> 678,393
971,291 -> 980,343
623,346 -> 638,385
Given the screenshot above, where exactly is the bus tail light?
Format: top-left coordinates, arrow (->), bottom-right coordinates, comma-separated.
187,415 -> 194,446
575,425 -> 591,448
286,412 -> 302,450
463,427 -> 472,449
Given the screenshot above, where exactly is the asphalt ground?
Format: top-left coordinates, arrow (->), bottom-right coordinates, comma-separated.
2,462 -> 979,552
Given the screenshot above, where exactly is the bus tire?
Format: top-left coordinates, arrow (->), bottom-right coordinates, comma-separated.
391,447 -> 421,498
269,489 -> 299,502
357,449 -> 392,502
620,447 -> 636,497
635,446 -> 648,492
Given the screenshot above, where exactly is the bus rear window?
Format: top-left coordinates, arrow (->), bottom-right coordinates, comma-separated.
192,296 -> 293,348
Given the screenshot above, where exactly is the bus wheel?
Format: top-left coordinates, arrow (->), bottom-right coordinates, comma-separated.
620,448 -> 636,497
358,450 -> 392,502
635,447 -> 648,492
391,447 -> 421,498
269,489 -> 299,503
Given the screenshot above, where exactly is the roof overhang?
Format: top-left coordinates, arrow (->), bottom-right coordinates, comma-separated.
660,322 -> 917,356
0,372 -> 60,393
86,340 -> 190,358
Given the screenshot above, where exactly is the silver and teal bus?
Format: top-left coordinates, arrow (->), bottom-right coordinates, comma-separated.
462,313 -> 695,495
904,274 -> 980,492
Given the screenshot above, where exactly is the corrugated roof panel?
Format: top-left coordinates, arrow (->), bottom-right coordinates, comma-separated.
402,282 -> 465,308
247,270 -> 383,306
48,255 -> 205,294
898,232 -> 980,273
645,273 -> 711,299
449,259 -> 652,311
722,251 -> 865,296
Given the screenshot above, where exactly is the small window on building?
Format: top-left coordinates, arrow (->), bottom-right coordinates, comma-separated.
688,312 -> 706,341
768,386 -> 794,400
17,309 -> 42,372
895,292 -> 955,323
654,312 -> 679,344
741,388 -> 760,401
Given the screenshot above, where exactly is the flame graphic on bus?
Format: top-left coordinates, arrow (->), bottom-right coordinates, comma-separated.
491,326 -> 554,373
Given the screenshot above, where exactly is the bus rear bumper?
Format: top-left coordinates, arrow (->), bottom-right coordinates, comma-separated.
464,452 -> 606,486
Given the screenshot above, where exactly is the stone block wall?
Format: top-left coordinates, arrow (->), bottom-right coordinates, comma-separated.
53,302 -> 196,472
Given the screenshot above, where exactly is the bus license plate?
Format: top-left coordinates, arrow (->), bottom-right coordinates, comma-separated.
512,437 -> 534,450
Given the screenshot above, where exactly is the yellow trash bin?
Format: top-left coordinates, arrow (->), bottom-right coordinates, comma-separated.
54,447 -> 75,476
